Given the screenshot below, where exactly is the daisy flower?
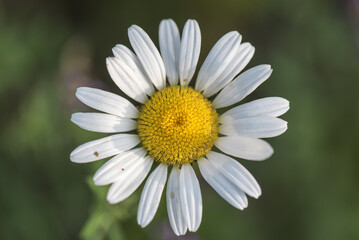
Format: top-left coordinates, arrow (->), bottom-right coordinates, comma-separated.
70,19 -> 289,236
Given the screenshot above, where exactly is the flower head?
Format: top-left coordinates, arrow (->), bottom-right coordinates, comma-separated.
71,19 -> 289,236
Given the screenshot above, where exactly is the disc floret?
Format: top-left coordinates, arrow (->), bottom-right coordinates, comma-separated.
138,86 -> 218,165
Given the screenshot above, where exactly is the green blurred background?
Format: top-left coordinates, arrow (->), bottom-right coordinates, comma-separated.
1,0 -> 358,239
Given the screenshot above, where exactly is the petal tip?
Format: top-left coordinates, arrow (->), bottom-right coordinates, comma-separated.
70,113 -> 77,123
69,155 -> 78,163
128,24 -> 137,31
106,57 -> 114,65
106,194 -> 117,205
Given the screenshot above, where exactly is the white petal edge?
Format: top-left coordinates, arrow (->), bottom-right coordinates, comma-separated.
106,155 -> 154,204
215,136 -> 273,161
195,31 -> 241,92
93,148 -> 147,186
71,112 -> 137,133
198,157 -> 248,210
112,45 -> 155,96
167,166 -> 187,236
137,164 -> 168,227
179,19 -> 201,86
213,65 -> 273,109
203,43 -> 255,97
76,87 -> 139,118
128,25 -> 166,90
219,116 -> 288,138
159,19 -> 180,86
106,57 -> 148,103
70,134 -> 140,163
205,151 -> 261,198
220,97 -> 290,121
179,164 -> 202,232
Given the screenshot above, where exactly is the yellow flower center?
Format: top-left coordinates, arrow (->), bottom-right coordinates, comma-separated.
138,86 -> 219,165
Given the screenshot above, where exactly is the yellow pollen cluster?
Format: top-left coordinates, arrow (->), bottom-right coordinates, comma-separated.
138,86 -> 219,165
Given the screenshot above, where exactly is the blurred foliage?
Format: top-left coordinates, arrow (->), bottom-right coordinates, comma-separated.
0,0 -> 358,239
80,178 -> 139,240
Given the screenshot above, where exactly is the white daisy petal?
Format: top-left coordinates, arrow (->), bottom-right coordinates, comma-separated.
93,148 -> 147,186
195,31 -> 241,93
159,19 -> 180,86
220,97 -> 290,120
75,87 -> 139,118
70,134 -> 140,163
71,112 -> 137,133
167,166 -> 187,236
198,157 -> 248,210
213,65 -> 273,109
112,45 -> 155,96
215,136 -> 273,161
137,164 -> 168,227
106,155 -> 153,204
179,19 -> 201,86
113,44 -> 141,66
203,43 -> 255,97
219,116 -> 288,138
179,164 -> 202,232
128,25 -> 166,90
206,152 -> 261,198
106,57 -> 148,103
